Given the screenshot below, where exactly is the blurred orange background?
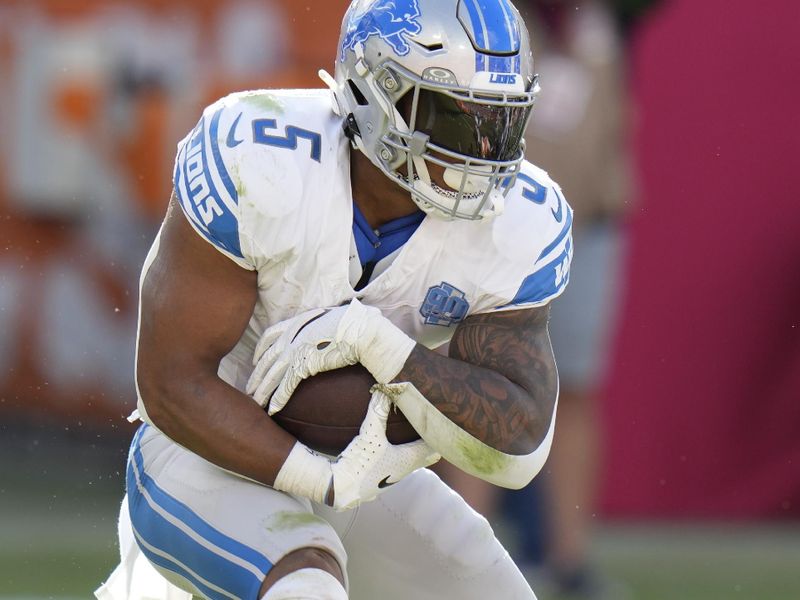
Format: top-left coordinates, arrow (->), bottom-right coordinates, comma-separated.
0,0 -> 797,524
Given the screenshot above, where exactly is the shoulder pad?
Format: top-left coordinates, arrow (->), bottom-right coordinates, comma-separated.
502,162 -> 574,307
172,90 -> 340,267
173,95 -> 249,264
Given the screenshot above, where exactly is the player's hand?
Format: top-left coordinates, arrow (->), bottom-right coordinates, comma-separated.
246,299 -> 416,415
328,390 -> 440,510
271,390 -> 440,511
246,306 -> 338,409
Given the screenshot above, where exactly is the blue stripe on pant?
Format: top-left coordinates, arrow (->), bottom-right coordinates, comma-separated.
127,425 -> 273,600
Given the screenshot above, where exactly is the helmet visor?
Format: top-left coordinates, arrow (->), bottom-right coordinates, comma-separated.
412,89 -> 532,162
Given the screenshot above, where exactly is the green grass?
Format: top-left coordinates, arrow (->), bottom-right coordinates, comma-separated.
0,549 -> 116,598
0,428 -> 125,598
591,524 -> 800,600
0,519 -> 120,596
3,512 -> 798,599
1,429 -> 798,599
0,485 -> 121,597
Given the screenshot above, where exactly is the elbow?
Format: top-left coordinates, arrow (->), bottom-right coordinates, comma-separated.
135,369 -> 167,431
135,364 -> 186,434
514,387 -> 558,456
494,410 -> 557,490
495,390 -> 558,489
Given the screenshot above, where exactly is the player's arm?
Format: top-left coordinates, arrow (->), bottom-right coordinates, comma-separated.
248,297 -> 557,489
389,305 -> 558,488
398,306 -> 555,454
138,193 -> 435,509
136,193 -> 297,486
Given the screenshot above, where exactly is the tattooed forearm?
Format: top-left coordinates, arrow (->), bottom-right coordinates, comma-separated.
394,307 -> 558,455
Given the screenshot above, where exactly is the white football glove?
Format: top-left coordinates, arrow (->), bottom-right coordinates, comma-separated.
246,299 -> 416,415
272,390 -> 440,511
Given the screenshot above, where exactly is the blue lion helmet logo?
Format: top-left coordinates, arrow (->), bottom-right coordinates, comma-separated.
340,0 -> 422,61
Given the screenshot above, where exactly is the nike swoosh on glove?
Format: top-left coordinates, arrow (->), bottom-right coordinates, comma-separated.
272,390 -> 440,511
328,390 -> 440,510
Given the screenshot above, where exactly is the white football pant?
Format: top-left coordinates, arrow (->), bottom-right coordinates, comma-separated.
96,424 -> 537,600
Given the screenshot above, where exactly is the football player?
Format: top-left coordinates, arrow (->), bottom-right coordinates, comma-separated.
97,0 -> 573,599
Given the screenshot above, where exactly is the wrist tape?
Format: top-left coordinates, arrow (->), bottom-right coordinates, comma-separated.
273,442 -> 332,503
339,299 -> 416,383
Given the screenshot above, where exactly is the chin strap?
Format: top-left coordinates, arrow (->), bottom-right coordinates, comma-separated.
342,113 -> 361,142
408,160 -> 504,220
319,69 -> 360,146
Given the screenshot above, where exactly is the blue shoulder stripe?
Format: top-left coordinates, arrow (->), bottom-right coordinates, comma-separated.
537,204 -> 573,262
175,113 -> 243,259
209,108 -> 239,202
508,236 -> 572,306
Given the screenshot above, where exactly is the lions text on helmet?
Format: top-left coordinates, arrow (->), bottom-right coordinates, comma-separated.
321,0 -> 541,220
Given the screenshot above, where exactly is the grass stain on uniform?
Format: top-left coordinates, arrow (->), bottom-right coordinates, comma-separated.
456,437 -> 511,477
241,92 -> 285,114
266,511 -> 327,533
230,163 -> 247,198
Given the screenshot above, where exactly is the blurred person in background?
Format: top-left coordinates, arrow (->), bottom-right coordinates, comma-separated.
520,1 -> 630,596
440,0 -> 635,597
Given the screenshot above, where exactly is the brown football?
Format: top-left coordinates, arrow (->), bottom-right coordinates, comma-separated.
270,364 -> 419,455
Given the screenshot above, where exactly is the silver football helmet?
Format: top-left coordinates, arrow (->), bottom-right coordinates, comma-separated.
321,0 -> 539,220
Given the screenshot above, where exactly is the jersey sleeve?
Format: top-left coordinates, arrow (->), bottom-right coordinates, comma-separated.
500,180 -> 574,310
172,99 -> 255,270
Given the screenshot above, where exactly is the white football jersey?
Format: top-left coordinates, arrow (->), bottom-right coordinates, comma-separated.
172,89 -> 572,390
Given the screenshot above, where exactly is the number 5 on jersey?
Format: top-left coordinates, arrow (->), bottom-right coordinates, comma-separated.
253,119 -> 322,163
